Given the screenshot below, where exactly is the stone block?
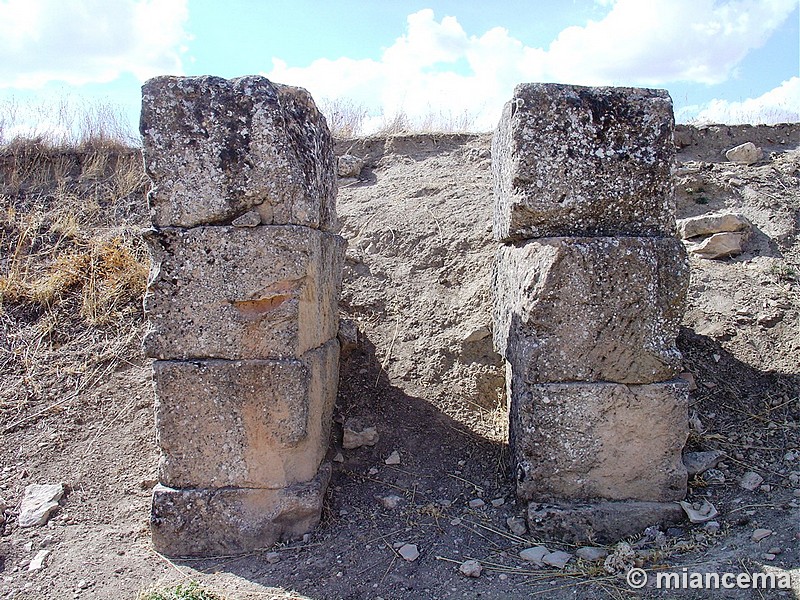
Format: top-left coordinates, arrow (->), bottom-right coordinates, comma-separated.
492,83 -> 675,241
151,463 -> 331,557
509,377 -> 689,502
143,225 -> 345,360
154,339 -> 339,489
141,75 -> 336,230
493,236 -> 688,384
527,500 -> 685,544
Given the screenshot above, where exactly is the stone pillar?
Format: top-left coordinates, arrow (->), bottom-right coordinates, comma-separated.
492,83 -> 690,543
140,76 -> 344,556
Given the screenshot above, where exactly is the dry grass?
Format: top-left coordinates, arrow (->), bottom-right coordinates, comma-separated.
0,131 -> 149,430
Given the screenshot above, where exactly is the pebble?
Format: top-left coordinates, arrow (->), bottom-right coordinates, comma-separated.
543,551 -> 572,569
490,498 -> 505,507
384,451 -> 401,465
459,559 -> 482,578
576,547 -> 609,561
739,471 -> 764,491
76,580 -> 88,590
703,521 -> 721,534
368,467 -> 379,476
762,553 -> 776,561
751,528 -> 772,543
683,450 -> 725,475
767,547 -> 782,555
265,552 -> 280,564
18,484 -> 65,528
506,516 -> 527,536
380,495 -> 402,510
28,550 -> 50,571
398,544 -> 419,562
468,498 -> 485,509
519,546 -> 550,566
679,499 -> 718,523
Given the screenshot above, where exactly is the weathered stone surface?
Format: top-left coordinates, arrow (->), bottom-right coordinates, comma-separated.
154,340 -> 339,489
141,75 -> 336,230
151,464 -> 330,557
18,484 -> 64,528
492,83 -> 675,241
687,231 -> 749,259
527,501 -> 685,544
337,154 -> 364,178
510,378 -> 689,502
143,225 -> 345,360
725,141 -> 763,165
493,237 -> 688,384
677,212 -> 750,240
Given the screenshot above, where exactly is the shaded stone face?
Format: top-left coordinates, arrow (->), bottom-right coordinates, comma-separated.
492,83 -> 675,241
143,225 -> 345,360
141,75 -> 336,230
493,236 -> 688,384
154,340 -> 339,489
151,464 -> 331,557
509,376 -> 689,503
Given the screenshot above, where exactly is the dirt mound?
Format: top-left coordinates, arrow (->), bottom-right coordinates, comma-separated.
0,125 -> 798,599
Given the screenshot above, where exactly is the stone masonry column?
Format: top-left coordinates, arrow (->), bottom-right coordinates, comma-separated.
140,76 -> 344,556
492,83 -> 690,543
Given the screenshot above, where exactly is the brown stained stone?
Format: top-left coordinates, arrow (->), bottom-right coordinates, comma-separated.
493,236 -> 688,384
143,225 -> 345,360
509,376 -> 689,502
492,83 -> 675,241
151,463 -> 331,557
141,75 -> 336,230
154,339 -> 339,489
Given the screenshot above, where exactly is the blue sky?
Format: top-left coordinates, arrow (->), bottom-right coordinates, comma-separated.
0,0 -> 798,138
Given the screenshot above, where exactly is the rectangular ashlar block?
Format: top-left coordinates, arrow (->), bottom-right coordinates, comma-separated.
492,83 -> 676,241
151,464 -> 331,557
141,75 -> 337,230
154,339 -> 339,489
509,375 -> 689,503
493,236 -> 688,384
143,225 -> 345,360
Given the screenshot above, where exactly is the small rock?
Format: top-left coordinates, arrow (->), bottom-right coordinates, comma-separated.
683,450 -> 726,475
702,469 -> 725,484
679,499 -> 719,523
380,495 -> 402,510
687,231 -> 749,259
506,516 -> 527,536
725,142 -> 763,165
576,547 -> 608,561
384,451 -> 401,465
28,550 -> 50,571
468,498 -> 485,509
343,419 -> 379,450
740,471 -> 764,491
767,547 -> 782,555
19,484 -> 64,528
751,528 -> 772,543
762,553 -> 776,561
519,546 -> 550,566
231,210 -> 261,227
543,550 -> 572,569
459,559 -> 482,578
678,372 -> 698,391
265,551 -> 280,564
337,154 -> 364,178
677,212 -> 751,240
333,452 -> 344,463
760,484 -> 772,492
490,498 -> 505,507
398,543 -> 419,562
76,580 -> 88,590
703,521 -> 721,534
368,467 -> 379,476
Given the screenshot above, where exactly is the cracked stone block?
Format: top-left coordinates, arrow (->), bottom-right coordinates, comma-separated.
143,225 -> 345,360
151,463 -> 331,557
154,339 -> 339,489
492,83 -> 675,241
509,376 -> 689,502
141,75 -> 336,230
493,236 -> 688,384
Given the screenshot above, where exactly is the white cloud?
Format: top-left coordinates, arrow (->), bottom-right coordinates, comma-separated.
0,0 -> 189,88
265,2 -> 796,132
681,77 -> 800,124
